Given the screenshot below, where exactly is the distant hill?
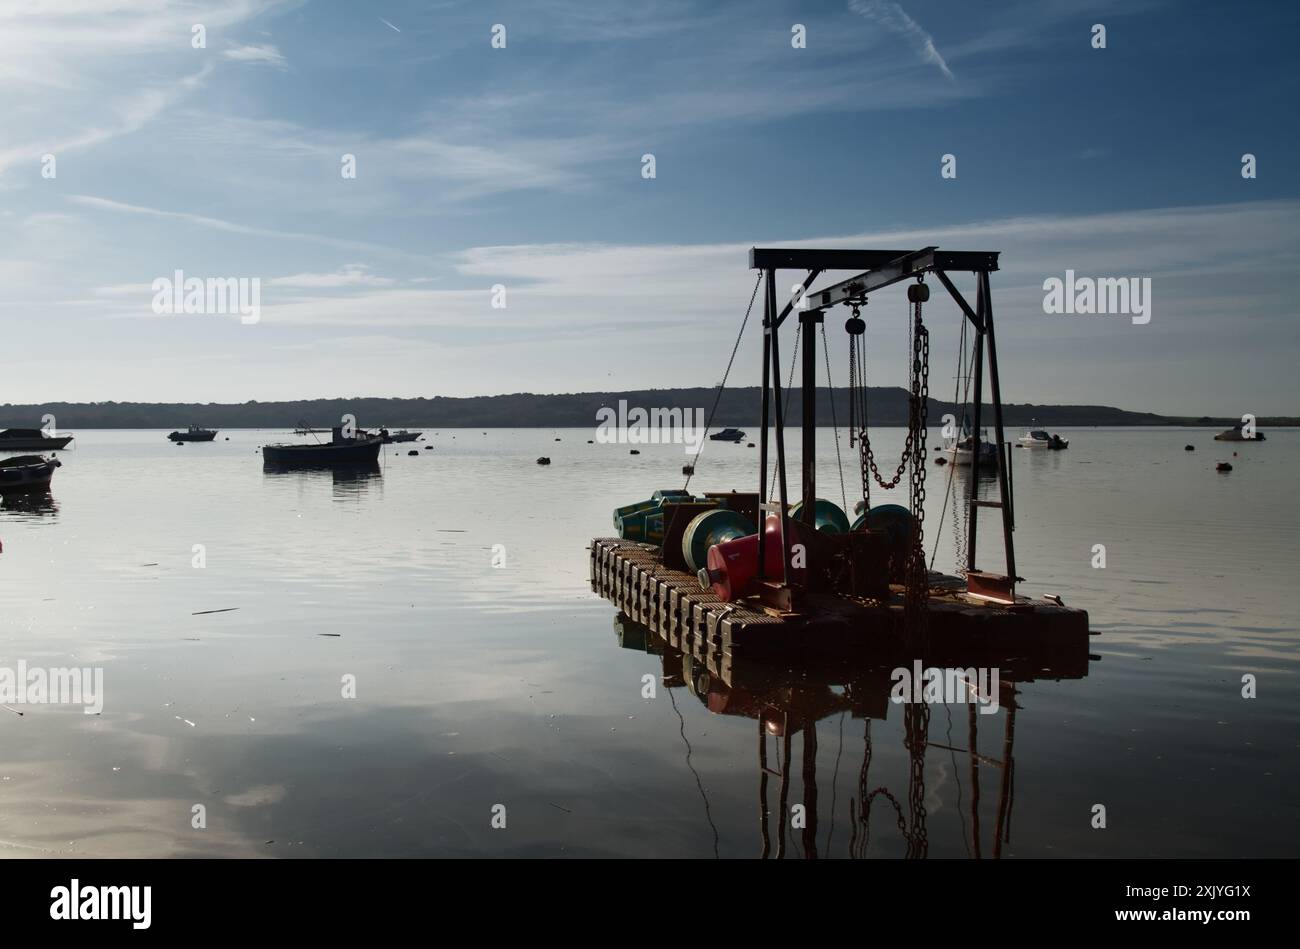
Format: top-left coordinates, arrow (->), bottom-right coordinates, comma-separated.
0,389 -> 1293,429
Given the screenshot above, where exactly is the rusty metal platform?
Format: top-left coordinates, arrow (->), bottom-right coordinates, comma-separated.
590,537 -> 1092,673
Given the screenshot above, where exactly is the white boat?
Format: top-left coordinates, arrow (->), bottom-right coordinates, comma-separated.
1017,421 -> 1051,449
945,426 -> 998,467
1017,422 -> 1069,450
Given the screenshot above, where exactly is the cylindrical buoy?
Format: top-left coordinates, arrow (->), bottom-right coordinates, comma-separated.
614,490 -> 693,537
789,498 -> 850,534
850,503 -> 915,582
613,497 -> 660,530
618,506 -> 660,535
681,508 -> 754,573
698,514 -> 803,602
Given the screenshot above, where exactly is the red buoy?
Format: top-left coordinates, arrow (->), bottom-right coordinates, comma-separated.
699,514 -> 803,602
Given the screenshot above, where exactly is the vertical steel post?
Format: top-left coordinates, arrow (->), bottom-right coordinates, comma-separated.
769,272 -> 790,585
800,309 -> 817,530
981,270 -> 1017,585
966,277 -> 986,573
758,270 -> 772,581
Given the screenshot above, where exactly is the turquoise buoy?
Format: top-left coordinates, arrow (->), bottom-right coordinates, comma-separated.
681,508 -> 755,572
614,490 -> 692,531
789,498 -> 851,534
851,503 -> 915,581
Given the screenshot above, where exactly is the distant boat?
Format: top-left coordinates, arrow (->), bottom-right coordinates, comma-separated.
383,430 -> 422,443
945,426 -> 998,467
1214,424 -> 1265,442
0,455 -> 61,492
262,428 -> 384,466
0,428 -> 74,451
1017,424 -> 1051,449
1017,420 -> 1068,450
168,425 -> 218,442
710,428 -> 746,442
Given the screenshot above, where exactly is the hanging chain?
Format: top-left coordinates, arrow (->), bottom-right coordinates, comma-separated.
904,282 -> 931,629
861,425 -> 912,491
904,281 -> 931,858
904,702 -> 930,858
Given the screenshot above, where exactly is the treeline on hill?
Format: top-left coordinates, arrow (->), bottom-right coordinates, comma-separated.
0,388 -> 1285,429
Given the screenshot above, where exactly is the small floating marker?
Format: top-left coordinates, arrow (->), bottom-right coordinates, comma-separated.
555,437 -> 561,441
1217,462 -> 1232,472
587,440 -> 594,444
407,450 -> 419,456
629,449 -> 640,455
747,442 -> 755,448
1184,444 -> 1194,451
537,457 -> 551,465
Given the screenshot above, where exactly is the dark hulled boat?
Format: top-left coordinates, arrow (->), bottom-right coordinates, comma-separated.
383,430 -> 423,443
709,428 -> 746,442
0,455 -> 61,492
0,428 -> 74,451
1214,423 -> 1265,442
262,428 -> 384,466
168,425 -> 218,442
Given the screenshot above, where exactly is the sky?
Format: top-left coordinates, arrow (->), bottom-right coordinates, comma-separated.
0,0 -> 1297,415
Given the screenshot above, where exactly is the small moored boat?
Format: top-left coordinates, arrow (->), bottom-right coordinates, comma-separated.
0,455 -> 61,492
262,428 -> 384,467
0,428 -> 74,451
1214,423 -> 1265,442
168,425 -> 218,442
383,430 -> 422,443
709,428 -> 746,442
944,420 -> 998,467
1017,420 -> 1068,450
1017,424 -> 1052,449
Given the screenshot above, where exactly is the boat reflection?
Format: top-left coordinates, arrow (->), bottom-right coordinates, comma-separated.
261,460 -> 383,500
613,611 -> 1094,858
0,489 -> 59,518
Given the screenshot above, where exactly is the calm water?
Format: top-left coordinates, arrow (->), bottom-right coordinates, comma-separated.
0,427 -> 1296,857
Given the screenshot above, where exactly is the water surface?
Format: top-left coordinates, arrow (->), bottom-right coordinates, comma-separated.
0,427 -> 1295,857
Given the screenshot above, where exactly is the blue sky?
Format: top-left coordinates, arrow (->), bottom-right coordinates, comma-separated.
1,0 -> 1297,414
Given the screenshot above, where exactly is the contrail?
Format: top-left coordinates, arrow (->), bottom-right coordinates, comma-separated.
849,0 -> 954,81
380,18 -> 401,33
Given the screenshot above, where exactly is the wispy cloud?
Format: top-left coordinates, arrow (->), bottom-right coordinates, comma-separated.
222,44 -> 288,69
849,0 -> 955,80
0,64 -> 212,175
266,264 -> 396,288
66,195 -> 423,260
